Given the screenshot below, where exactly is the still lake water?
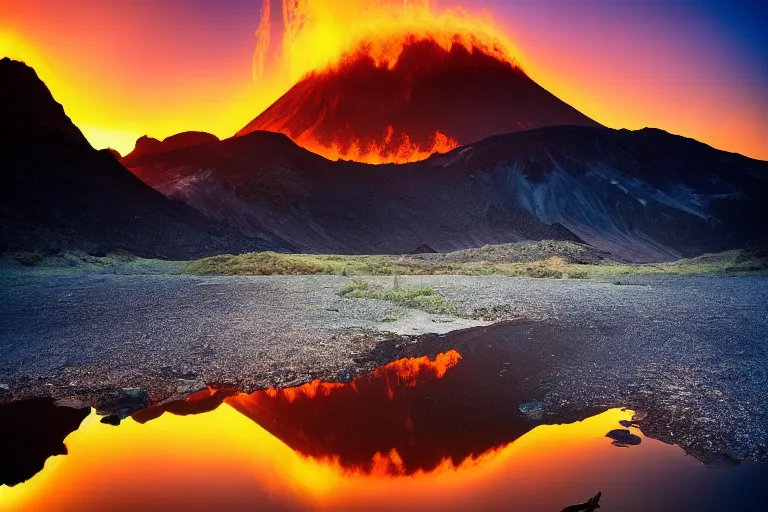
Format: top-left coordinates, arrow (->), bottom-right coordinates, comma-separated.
1,350 -> 765,511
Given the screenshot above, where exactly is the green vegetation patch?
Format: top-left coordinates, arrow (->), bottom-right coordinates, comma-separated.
184,244 -> 768,279
338,279 -> 454,315
607,248 -> 768,277
338,280 -> 372,297
184,250 -> 590,278
186,252 -> 418,276
384,286 -> 453,314
10,251 -> 44,266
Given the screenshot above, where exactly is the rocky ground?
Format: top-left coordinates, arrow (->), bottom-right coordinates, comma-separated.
1,262 -> 766,467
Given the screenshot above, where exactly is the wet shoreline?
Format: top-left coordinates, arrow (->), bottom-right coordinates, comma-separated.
2,273 -> 767,468
2,349 -> 767,511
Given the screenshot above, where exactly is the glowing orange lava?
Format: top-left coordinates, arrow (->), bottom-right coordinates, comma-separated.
295,127 -> 460,165
245,0 -> 520,164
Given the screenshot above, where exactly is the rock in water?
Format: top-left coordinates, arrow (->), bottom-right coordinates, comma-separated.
606,428 -> 642,446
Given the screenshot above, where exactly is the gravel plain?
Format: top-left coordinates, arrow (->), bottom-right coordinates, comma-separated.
1,264 -> 767,466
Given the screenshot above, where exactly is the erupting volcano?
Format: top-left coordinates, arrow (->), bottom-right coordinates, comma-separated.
239,34 -> 600,164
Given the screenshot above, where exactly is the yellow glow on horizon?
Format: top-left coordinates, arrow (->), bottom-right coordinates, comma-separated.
3,2 -> 766,160
1,26 -> 279,155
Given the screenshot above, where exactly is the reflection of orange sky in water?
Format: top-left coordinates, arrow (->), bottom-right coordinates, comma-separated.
3,0 -> 767,160
1,406 -> 693,512
0,350 -> 719,511
257,349 -> 462,403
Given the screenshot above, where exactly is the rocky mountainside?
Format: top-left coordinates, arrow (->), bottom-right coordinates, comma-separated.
0,58 -> 281,258
126,125 -> 768,261
438,127 -> 768,260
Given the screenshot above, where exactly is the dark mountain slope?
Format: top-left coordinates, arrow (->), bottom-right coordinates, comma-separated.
440,126 -> 768,260
0,58 -> 282,258
122,131 -> 220,166
127,130 -> 581,256
126,125 -> 768,261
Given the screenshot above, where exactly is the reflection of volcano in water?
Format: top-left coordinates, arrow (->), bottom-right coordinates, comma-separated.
238,37 -> 600,163
5,341 -> 768,511
133,347 -> 551,475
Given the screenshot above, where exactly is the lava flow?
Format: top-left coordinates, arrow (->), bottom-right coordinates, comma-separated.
293,125 -> 460,165
240,0 -> 599,164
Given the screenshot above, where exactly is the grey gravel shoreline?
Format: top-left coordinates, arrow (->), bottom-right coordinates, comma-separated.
1,266 -> 767,467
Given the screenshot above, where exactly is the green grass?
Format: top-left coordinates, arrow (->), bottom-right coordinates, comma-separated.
383,287 -> 453,314
184,251 -> 587,278
9,251 -> 44,266
185,252 -> 429,276
582,249 -> 768,278
183,245 -> 768,279
338,280 -> 372,297
338,280 -> 454,315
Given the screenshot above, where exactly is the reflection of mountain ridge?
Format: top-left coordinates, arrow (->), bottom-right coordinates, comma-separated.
0,398 -> 89,487
132,386 -> 238,424
131,347 -> 559,475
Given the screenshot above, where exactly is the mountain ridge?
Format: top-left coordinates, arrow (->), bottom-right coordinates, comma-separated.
127,125 -> 768,262
0,58 -> 282,258
122,131 -> 220,166
5,57 -> 766,262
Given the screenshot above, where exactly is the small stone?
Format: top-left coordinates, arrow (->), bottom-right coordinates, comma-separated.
518,401 -> 546,420
606,429 -> 642,446
100,414 -> 121,426
94,388 -> 149,418
55,398 -> 90,409
175,379 -> 207,395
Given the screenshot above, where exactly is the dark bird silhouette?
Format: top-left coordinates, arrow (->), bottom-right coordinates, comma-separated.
560,491 -> 602,512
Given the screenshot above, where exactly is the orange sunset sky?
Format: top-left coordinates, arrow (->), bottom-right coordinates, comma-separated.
1,0 -> 766,160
